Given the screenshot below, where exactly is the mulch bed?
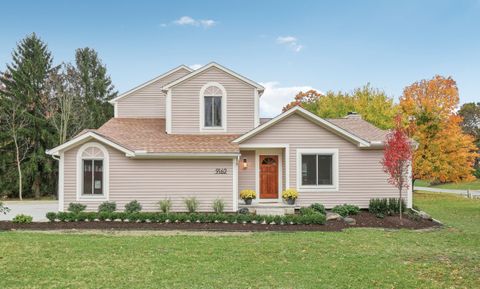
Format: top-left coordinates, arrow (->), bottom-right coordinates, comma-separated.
0,211 -> 441,232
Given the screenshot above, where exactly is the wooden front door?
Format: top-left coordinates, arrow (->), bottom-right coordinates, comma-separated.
260,155 -> 279,199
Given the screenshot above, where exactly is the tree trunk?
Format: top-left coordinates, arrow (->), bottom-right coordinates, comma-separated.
13,136 -> 23,200
33,175 -> 41,200
399,187 -> 403,225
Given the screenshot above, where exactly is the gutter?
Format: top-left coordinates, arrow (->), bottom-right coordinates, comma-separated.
131,151 -> 241,159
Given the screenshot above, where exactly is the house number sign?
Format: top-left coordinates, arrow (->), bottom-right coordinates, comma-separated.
215,168 -> 228,174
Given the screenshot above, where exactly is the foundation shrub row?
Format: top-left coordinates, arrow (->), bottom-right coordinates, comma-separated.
45,211 -> 326,225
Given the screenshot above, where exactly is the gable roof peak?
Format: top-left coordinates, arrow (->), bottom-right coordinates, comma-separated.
162,62 -> 264,91
109,65 -> 193,104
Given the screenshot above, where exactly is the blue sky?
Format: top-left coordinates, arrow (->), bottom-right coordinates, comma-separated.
1,0 -> 479,117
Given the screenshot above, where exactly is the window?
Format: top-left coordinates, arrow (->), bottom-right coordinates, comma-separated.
200,83 -> 226,131
76,142 -> 109,200
296,149 -> 338,192
204,96 -> 222,127
301,154 -> 332,186
83,159 -> 103,195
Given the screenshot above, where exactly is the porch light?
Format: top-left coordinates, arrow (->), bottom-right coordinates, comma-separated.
243,158 -> 248,169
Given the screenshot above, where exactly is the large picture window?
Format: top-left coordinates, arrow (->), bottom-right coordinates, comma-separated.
296,149 -> 338,192
301,154 -> 332,186
200,83 -> 226,131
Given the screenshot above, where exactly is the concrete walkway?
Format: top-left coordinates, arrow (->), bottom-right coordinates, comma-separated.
0,201 -> 57,222
414,186 -> 480,198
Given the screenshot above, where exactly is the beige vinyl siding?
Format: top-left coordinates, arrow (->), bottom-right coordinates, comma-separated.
63,142 -> 234,212
241,113 -> 398,208
116,68 -> 190,118
171,66 -> 255,134
238,150 -> 255,192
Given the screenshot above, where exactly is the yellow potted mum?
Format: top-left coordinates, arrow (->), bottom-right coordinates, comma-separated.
282,188 -> 299,205
240,189 -> 256,205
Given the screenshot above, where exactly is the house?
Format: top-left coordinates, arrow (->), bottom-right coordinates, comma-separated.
46,62 -> 412,213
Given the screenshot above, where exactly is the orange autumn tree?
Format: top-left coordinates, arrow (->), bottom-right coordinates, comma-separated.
400,75 -> 478,183
282,89 -> 322,112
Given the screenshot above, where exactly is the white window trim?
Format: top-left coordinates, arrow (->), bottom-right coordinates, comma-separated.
199,82 -> 227,132
296,148 -> 339,192
76,142 -> 109,201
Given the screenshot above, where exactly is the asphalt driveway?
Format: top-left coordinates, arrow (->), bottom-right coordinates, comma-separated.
0,201 -> 57,222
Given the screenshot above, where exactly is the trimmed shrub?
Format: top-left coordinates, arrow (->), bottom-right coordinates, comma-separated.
310,203 -> 326,214
67,203 -> 87,214
158,199 -> 172,213
34,211 -> 326,226
212,199 -> 225,213
369,198 -> 389,217
98,201 -> 116,213
369,198 -> 407,218
46,212 -> 57,222
184,197 -> 199,213
332,204 -> 360,217
12,214 -> 33,224
299,207 -> 317,216
125,200 -> 142,213
388,198 -> 407,214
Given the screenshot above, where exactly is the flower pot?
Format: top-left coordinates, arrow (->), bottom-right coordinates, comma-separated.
244,199 -> 252,205
286,198 -> 295,205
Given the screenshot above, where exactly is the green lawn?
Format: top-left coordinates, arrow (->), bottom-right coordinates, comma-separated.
415,179 -> 480,190
1,193 -> 479,289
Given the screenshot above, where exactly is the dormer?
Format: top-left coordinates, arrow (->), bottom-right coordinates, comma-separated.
163,62 -> 264,134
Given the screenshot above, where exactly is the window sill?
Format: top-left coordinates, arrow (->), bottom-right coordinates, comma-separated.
77,195 -> 108,201
297,186 -> 339,193
200,127 -> 227,132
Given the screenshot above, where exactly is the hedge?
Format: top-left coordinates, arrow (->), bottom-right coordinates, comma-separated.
45,211 -> 326,225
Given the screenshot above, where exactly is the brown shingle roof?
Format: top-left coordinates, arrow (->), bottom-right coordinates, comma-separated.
86,118 -> 240,153
326,116 -> 388,142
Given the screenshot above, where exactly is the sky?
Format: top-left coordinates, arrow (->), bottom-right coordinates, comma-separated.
1,0 -> 479,117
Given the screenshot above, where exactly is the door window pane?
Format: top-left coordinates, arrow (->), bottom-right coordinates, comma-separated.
317,155 -> 332,185
301,155 -> 316,185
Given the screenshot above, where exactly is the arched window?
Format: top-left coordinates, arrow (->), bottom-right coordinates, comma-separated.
200,82 -> 227,131
76,142 -> 109,200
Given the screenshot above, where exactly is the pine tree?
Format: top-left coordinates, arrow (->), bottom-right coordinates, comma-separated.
0,33 -> 56,199
75,48 -> 117,128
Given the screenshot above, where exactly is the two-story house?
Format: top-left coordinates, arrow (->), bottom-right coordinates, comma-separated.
47,62 -> 411,212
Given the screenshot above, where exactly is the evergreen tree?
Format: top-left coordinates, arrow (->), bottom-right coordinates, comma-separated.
0,33 -> 56,199
75,48 -> 117,128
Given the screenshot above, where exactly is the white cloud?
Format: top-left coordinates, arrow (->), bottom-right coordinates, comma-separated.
276,36 -> 304,52
259,81 -> 316,117
172,16 -> 217,28
189,64 -> 203,70
199,19 -> 216,28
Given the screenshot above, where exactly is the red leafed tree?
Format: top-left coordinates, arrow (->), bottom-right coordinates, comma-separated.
381,115 -> 413,221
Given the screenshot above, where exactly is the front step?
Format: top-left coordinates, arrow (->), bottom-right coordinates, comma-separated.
255,207 -> 287,216
238,203 -> 299,216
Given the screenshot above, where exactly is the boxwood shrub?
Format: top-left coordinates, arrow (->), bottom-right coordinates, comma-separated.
44,211 -> 326,225
332,204 -> 360,217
